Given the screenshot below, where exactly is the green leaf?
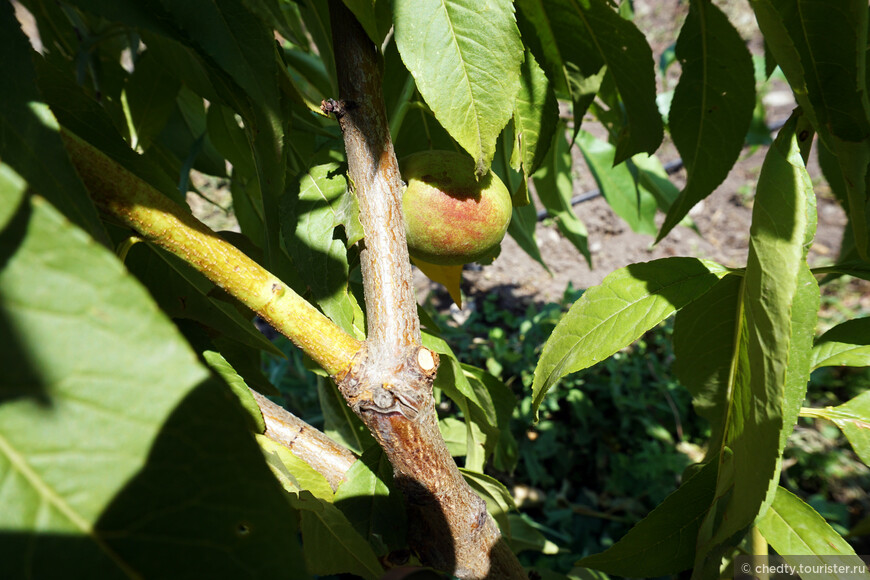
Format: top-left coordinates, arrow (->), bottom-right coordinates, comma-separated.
577,130 -> 657,236
394,0 -> 524,175
156,0 -> 281,115
439,417 -> 470,457
657,0 -> 756,241
460,468 -> 516,536
203,349 -> 267,433
752,0 -> 870,259
318,378 -> 376,455
334,445 -> 406,553
752,0 -> 870,144
515,0 -> 663,163
0,195 -> 304,578
674,274 -> 743,456
757,487 -> 869,576
507,203 -> 548,271
208,103 -> 256,176
257,435 -> 335,502
243,0 -> 305,45
811,318 -> 870,369
341,0 -> 392,46
37,57 -> 187,206
533,124 -> 591,264
580,459 -> 720,576
532,257 -> 728,417
0,2 -> 106,242
282,163 -> 365,338
693,112 -> 817,574
291,491 -> 384,580
0,163 -> 27,231
123,50 -> 181,150
506,513 -> 560,555
512,49 -> 559,177
155,87 -> 227,178
632,153 -> 682,214
810,391 -> 870,465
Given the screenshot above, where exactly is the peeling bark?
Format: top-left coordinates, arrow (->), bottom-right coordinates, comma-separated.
326,3 -> 527,578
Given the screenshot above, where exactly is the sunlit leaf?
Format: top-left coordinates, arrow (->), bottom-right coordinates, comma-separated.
257,435 -> 335,502
394,0 -> 523,174
809,391 -> 870,465
533,257 -> 728,418
757,486 -> 868,575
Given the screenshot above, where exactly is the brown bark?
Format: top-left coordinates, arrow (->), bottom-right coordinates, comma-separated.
326,3 -> 526,578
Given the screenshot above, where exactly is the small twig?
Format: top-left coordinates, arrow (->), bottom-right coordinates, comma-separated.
251,389 -> 356,491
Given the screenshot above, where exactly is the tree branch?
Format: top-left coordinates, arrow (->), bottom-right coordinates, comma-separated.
251,389 -> 356,491
61,130 -> 362,378
326,3 -> 526,578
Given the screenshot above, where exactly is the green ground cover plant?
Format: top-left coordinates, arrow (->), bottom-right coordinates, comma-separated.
2,0 -> 870,578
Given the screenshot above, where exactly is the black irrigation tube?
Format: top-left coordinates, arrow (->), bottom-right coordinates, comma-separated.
536,117 -> 789,222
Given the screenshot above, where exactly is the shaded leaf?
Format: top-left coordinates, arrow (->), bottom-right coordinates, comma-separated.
577,130 -> 657,236
515,0 -> 663,162
460,468 -> 516,536
291,491 -> 383,580
334,446 -> 407,553
282,163 -> 364,337
318,378 -> 376,455
533,257 -> 728,418
507,203 -> 548,271
394,0 -> 523,174
579,458 -> 719,576
0,3 -> 106,242
674,274 -> 743,457
0,194 -> 304,578
0,163 -> 27,231
124,50 -> 181,150
752,0 -> 870,259
657,0 -> 755,241
341,0 -> 392,46
693,112 -> 817,575
534,125 -> 591,264
811,317 -> 870,369
204,349 -> 267,433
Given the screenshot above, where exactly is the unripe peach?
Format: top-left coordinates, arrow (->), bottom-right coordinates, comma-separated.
400,151 -> 512,266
